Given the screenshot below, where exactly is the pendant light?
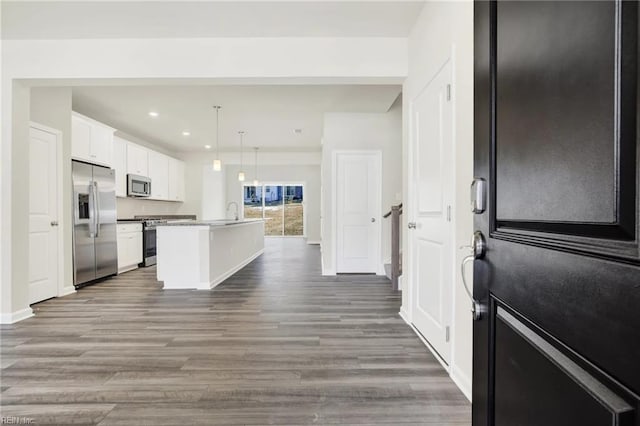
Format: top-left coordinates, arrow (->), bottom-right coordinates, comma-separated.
252,147 -> 260,186
238,131 -> 246,182
212,106 -> 222,171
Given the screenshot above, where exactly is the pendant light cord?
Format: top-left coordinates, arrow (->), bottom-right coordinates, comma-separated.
239,131 -> 244,169
254,147 -> 259,181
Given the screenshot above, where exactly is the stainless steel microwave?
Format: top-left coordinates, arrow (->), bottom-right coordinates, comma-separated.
127,174 -> 151,197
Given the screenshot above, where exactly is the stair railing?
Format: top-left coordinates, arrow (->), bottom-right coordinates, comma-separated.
383,203 -> 403,291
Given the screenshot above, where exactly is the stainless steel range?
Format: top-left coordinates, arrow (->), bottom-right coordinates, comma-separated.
133,215 -> 196,267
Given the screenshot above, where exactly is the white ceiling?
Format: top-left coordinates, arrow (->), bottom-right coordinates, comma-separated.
2,1 -> 425,39
72,85 -> 402,152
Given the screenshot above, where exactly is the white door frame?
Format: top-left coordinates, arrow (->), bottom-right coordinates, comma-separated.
331,150 -> 383,275
29,121 -> 69,300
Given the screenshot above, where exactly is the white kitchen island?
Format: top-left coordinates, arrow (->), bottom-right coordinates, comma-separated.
156,219 -> 265,289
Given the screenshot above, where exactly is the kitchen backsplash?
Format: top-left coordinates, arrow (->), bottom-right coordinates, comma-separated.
117,197 -> 193,219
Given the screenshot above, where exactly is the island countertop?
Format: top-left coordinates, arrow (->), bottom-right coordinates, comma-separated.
156,218 -> 264,227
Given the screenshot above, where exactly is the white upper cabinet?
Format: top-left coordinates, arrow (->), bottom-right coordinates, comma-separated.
126,143 -> 149,177
71,112 -> 115,167
71,115 -> 91,160
168,158 -> 185,202
113,136 -> 128,197
148,150 -> 169,200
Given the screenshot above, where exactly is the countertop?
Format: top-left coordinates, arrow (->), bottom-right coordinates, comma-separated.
156,219 -> 264,228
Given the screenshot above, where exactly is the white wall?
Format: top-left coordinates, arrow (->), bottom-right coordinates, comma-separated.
116,198 -> 187,219
321,98 -> 403,274
1,81 -> 30,322
29,87 -> 75,296
201,165 -> 226,221
401,1 -> 474,400
224,164 -> 322,242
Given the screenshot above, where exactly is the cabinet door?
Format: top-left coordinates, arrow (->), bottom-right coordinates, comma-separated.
117,235 -> 127,272
148,151 -> 169,200
113,137 -> 127,197
71,115 -> 92,161
90,124 -> 114,167
127,143 -> 148,176
132,232 -> 143,264
168,158 -> 185,202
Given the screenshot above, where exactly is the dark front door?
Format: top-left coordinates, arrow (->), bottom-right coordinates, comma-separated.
473,1 -> 640,425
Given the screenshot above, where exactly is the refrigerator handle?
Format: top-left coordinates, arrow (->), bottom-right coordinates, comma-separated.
94,181 -> 101,238
87,183 -> 96,238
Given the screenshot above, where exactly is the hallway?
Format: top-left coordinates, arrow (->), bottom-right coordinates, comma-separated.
1,238 -> 470,425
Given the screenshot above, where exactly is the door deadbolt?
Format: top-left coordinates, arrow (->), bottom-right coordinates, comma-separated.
470,178 -> 487,214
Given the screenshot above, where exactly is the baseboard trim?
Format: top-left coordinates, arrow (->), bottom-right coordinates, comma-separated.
450,364 -> 472,402
118,265 -> 139,275
209,249 -> 265,289
399,307 -> 411,323
405,320 -> 451,373
0,307 -> 34,324
399,308 -> 472,402
58,286 -> 77,297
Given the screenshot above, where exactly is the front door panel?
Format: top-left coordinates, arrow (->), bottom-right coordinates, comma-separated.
474,1 -> 640,425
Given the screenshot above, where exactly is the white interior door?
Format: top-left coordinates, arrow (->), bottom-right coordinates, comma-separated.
336,152 -> 381,273
410,60 -> 454,363
29,125 -> 59,304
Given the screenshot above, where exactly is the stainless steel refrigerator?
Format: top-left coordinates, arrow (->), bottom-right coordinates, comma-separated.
72,160 -> 117,286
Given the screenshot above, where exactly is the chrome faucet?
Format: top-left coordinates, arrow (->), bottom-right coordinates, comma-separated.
226,202 -> 239,221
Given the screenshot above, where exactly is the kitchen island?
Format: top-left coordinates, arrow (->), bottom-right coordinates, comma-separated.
156,219 -> 265,289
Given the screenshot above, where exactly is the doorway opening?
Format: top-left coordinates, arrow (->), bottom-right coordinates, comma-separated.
243,183 -> 305,237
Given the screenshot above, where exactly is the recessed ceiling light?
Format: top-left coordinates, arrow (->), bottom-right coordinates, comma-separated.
148,111 -> 159,117
204,145 -> 211,149
182,131 -> 191,136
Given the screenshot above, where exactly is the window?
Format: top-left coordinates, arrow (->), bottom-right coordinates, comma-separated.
243,183 -> 304,236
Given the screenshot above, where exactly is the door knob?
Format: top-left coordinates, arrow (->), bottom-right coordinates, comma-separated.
408,222 -> 417,229
50,220 -> 59,227
371,218 -> 376,223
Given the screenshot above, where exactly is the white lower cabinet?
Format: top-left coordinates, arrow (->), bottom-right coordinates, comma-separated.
117,223 -> 143,274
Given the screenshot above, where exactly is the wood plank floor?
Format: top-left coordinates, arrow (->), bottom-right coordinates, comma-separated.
1,238 -> 470,425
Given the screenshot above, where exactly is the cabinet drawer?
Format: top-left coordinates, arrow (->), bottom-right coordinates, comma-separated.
117,223 -> 142,233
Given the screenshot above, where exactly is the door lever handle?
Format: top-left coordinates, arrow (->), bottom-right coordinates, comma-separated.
408,222 -> 417,229
460,231 -> 487,321
461,254 -> 482,321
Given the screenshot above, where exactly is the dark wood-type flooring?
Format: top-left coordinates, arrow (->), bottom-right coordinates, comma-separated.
0,238 -> 470,425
